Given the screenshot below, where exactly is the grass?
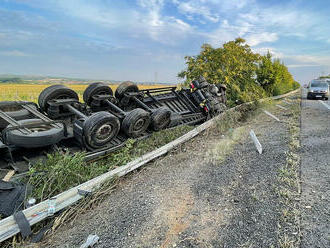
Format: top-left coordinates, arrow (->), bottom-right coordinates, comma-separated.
25,125 -> 193,202
276,95 -> 301,248
0,83 -> 170,102
1,125 -> 193,247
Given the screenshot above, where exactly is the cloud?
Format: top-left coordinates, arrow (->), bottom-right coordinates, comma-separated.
3,0 -> 330,83
286,64 -> 322,68
136,0 -> 193,45
252,47 -> 283,58
207,20 -> 248,46
206,19 -> 278,47
0,50 -> 30,56
175,0 -> 219,23
286,55 -> 330,67
245,32 -> 278,46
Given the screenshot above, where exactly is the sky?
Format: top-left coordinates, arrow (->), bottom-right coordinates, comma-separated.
0,0 -> 330,84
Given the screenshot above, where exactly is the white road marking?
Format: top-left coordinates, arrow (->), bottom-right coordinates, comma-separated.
276,104 -> 288,110
263,110 -> 280,122
249,130 -> 262,154
318,100 -> 330,110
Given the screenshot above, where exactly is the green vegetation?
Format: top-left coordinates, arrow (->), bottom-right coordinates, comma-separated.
257,52 -> 300,96
26,125 -> 193,201
178,38 -> 300,106
0,77 -> 22,83
318,75 -> 330,79
276,95 -> 301,247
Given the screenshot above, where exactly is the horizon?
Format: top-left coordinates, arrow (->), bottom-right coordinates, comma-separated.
1,0 -> 330,84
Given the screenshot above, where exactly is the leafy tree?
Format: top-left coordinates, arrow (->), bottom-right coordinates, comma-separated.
256,53 -> 299,96
179,38 -> 299,105
318,75 -> 330,79
256,51 -> 275,94
179,38 -> 264,104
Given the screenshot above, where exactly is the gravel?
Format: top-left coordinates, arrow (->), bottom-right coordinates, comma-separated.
300,93 -> 330,247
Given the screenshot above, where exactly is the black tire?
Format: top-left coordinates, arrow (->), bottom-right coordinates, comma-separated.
38,85 -> 79,113
151,107 -> 171,131
4,119 -> 65,148
0,101 -> 37,129
83,82 -> 113,106
83,111 -> 120,149
121,108 -> 150,137
115,81 -> 139,101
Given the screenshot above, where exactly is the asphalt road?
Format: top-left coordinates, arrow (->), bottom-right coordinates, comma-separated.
300,90 -> 330,247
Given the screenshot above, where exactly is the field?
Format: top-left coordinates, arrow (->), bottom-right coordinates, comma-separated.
0,83 -> 171,103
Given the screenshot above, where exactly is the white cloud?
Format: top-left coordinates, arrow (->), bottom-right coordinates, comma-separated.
287,55 -> 330,66
0,50 -> 30,57
245,32 -> 278,46
252,47 -> 283,58
207,20 -> 250,46
134,0 -> 193,45
206,20 -> 278,47
286,64 -> 322,68
39,0 -> 194,46
175,1 -> 219,23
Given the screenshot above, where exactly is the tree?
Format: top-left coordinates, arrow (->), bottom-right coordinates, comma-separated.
179,38 -> 299,104
178,38 -> 264,105
256,51 -> 275,94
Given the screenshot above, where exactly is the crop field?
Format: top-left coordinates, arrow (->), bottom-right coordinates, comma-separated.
0,83 -> 171,103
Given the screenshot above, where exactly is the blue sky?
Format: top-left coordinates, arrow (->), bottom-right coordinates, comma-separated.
0,0 -> 330,84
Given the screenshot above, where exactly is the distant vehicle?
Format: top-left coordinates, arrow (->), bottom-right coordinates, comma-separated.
307,80 -> 329,100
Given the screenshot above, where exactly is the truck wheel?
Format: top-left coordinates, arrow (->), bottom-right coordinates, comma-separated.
0,101 -> 37,129
151,107 -> 171,131
83,82 -> 113,106
83,111 -> 120,149
38,85 -> 79,113
122,108 -> 150,137
4,119 -> 65,148
115,81 -> 139,101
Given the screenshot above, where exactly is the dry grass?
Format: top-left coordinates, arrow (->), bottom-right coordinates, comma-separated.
0,83 -> 170,103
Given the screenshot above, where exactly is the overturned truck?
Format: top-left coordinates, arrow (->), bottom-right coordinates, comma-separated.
0,79 -> 227,174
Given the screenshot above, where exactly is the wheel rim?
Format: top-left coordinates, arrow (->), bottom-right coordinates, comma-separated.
133,118 -> 146,132
29,125 -> 52,132
94,123 -> 113,143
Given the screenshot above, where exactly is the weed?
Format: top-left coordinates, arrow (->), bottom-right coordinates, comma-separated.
26,125 -> 193,201
276,94 -> 301,247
